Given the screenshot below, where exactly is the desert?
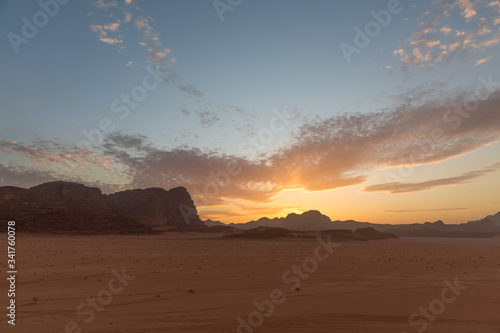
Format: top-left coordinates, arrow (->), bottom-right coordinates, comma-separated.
3,1 -> 500,332
2,233 -> 499,333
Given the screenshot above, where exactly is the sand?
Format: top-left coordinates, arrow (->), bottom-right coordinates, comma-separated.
2,233 -> 500,333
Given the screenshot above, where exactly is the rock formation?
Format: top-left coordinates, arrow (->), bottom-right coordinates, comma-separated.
107,186 -> 201,227
224,210 -> 500,238
0,181 -> 203,234
224,226 -> 397,240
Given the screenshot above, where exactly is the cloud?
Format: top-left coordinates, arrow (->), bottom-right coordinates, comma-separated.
267,90 -> 500,192
98,88 -> 500,202
89,1 -> 221,121
177,106 -> 222,126
104,132 -> 149,150
197,110 -> 220,127
364,163 -> 500,194
474,56 -> 492,66
148,49 -> 170,62
3,89 -> 500,204
0,139 -> 121,191
199,210 -> 245,218
134,18 -> 149,30
90,22 -> 123,45
457,0 -> 477,19
104,22 -> 120,32
0,139 -> 113,169
394,1 -> 500,68
199,203 -> 298,221
90,2 -> 173,67
384,208 -> 470,213
100,133 -> 278,203
92,0 -> 117,10
440,26 -> 453,34
99,37 -> 123,45
0,165 -> 58,188
489,0 -> 500,23
176,84 -> 204,98
124,11 -> 132,23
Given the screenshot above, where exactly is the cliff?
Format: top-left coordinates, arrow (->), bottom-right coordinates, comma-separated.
107,186 -> 201,227
0,181 -> 203,234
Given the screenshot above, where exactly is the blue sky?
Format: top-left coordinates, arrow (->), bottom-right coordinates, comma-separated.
1,0 -> 499,224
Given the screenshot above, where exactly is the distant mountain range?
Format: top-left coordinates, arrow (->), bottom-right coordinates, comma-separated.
205,210 -> 500,238
204,211 -> 376,230
2,181 -> 499,238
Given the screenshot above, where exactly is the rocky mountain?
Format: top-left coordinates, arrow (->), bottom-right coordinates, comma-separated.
223,210 -> 385,231
3,181 -> 498,238
0,181 -> 203,234
224,210 -> 373,231
466,212 -> 500,227
203,219 -> 227,227
107,187 -> 202,227
217,210 -> 500,238
385,217 -> 500,238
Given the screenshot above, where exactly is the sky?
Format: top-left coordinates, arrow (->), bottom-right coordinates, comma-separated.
1,0 -> 499,225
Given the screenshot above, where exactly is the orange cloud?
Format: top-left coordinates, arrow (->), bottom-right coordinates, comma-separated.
474,56 -> 492,66
394,1 -> 500,68
3,90 -> 500,204
364,163 -> 500,194
384,208 -> 469,213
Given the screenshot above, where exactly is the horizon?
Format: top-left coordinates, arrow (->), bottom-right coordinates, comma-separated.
3,179 -> 498,226
1,0 -> 500,225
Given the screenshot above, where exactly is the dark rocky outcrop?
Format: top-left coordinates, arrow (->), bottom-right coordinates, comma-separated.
351,227 -> 398,240
203,219 -> 227,227
168,224 -> 238,233
224,226 -> 315,240
29,182 -> 113,214
107,187 -> 202,227
224,226 -> 397,241
0,181 -> 203,234
385,219 -> 500,238
9,209 -> 155,235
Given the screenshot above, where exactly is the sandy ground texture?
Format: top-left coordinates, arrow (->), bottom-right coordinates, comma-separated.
1,233 -> 499,333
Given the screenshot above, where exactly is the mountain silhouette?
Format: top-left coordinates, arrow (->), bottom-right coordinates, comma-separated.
0,181 -> 203,234
207,210 -> 500,238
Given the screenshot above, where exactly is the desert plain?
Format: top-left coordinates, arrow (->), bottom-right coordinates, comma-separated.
2,233 -> 500,333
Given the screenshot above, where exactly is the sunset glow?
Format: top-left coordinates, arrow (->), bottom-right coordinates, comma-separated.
1,0 -> 499,225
